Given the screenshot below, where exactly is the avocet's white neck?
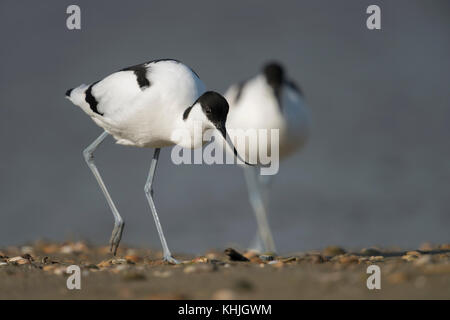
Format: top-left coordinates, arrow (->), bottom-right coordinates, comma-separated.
171,103 -> 212,149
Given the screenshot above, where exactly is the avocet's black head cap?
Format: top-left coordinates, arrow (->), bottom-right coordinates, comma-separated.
195,91 -> 253,166
263,62 -> 285,89
197,91 -> 229,128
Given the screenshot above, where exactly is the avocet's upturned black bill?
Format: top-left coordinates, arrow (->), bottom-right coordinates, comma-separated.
225,61 -> 311,253
65,59 -> 245,263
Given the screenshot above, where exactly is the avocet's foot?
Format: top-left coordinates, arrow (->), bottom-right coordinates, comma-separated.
109,221 -> 125,256
163,255 -> 181,265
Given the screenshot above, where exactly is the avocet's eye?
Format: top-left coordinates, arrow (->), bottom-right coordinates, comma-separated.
205,106 -> 212,114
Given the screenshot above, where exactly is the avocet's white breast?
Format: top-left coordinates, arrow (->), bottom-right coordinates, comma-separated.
225,73 -> 310,163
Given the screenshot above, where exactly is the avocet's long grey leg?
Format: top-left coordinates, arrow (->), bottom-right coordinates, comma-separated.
83,130 -> 124,256
244,166 -> 276,253
144,148 -> 179,264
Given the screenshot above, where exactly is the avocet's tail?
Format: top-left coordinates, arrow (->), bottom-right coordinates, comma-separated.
65,84 -> 89,107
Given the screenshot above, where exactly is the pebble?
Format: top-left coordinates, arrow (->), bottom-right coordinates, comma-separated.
402,255 -> 416,262
360,248 -> 382,256
20,246 -> 34,255
339,255 -> 359,264
402,251 -> 421,262
243,251 -> 259,260
205,252 -> 219,260
7,256 -> 30,265
323,246 -> 346,256
111,258 -> 128,265
59,245 -> 73,254
358,257 -> 370,263
224,248 -> 250,262
40,244 -> 59,254
369,256 -> 384,262
53,266 -> 66,276
97,260 -> 113,268
259,255 -> 274,261
309,255 -> 325,264
59,242 -> 88,254
212,289 -> 236,300
406,251 -> 421,257
281,257 -> 297,263
208,259 -> 226,266
192,256 -> 208,264
43,265 -> 57,272
125,255 -> 141,264
21,253 -> 33,261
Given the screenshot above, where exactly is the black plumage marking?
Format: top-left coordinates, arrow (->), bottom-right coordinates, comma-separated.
85,81 -> 102,115
197,91 -> 229,127
65,88 -> 73,97
234,81 -> 246,103
183,91 -> 229,126
263,62 -> 284,101
183,105 -> 193,120
121,59 -> 200,90
121,64 -> 151,89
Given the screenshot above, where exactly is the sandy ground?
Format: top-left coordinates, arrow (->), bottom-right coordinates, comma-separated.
0,242 -> 449,300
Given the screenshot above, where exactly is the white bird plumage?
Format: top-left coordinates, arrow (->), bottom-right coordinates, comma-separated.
224,62 -> 311,253
66,59 -> 244,263
67,60 -> 206,148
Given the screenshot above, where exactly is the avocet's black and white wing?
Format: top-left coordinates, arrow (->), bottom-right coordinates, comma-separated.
66,59 -> 205,146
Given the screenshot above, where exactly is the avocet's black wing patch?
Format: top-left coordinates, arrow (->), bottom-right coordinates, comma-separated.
85,81 -> 102,115
183,105 -> 193,120
121,64 -> 151,89
65,88 -> 73,97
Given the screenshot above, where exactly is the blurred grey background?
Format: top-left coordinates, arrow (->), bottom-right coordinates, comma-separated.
1,0 -> 449,254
